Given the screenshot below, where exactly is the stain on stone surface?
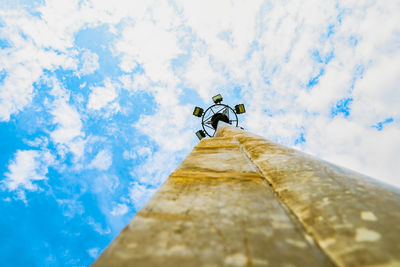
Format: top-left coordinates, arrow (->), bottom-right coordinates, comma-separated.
361,211 -> 378,221
355,228 -> 381,242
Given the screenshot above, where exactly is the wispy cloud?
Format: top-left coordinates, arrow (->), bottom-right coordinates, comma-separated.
88,149 -> 113,171
2,149 -> 54,200
88,78 -> 119,112
110,203 -> 128,216
78,49 -> 99,76
87,247 -> 100,259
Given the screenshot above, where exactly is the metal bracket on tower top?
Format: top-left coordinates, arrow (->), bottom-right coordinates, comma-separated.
193,94 -> 245,140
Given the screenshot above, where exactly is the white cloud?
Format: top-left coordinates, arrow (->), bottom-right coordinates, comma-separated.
24,137 -> 49,148
128,181 -> 156,210
87,216 -> 111,235
78,49 -> 99,76
119,73 -> 151,93
352,53 -> 400,124
92,174 -> 119,194
88,247 -> 100,259
0,8 -> 78,122
137,147 -> 152,157
176,0 -> 263,76
87,78 -> 118,111
50,100 -> 86,161
51,101 -> 83,144
304,117 -> 400,188
135,103 -> 194,152
88,150 -> 113,171
3,149 -> 54,192
42,77 -> 87,161
122,150 -> 136,160
114,5 -> 182,85
110,203 -> 129,216
123,147 -> 151,160
56,198 -> 85,218
183,53 -> 226,102
0,0 -> 150,122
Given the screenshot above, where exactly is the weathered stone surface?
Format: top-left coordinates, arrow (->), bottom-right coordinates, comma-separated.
95,173 -> 333,267
93,125 -> 400,267
216,126 -> 400,267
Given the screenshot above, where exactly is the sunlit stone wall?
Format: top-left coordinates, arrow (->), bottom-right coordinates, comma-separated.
93,125 -> 400,267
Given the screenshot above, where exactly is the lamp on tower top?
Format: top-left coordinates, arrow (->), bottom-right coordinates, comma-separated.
212,94 -> 223,104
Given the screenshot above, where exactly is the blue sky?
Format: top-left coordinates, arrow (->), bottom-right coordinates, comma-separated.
1,0 -> 400,266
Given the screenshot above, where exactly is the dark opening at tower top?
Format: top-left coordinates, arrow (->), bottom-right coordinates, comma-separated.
210,113 -> 230,129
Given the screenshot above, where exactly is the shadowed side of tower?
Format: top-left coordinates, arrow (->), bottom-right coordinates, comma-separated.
93,125 -> 400,267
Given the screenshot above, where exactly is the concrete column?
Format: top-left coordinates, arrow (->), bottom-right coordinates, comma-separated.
93,125 -> 400,267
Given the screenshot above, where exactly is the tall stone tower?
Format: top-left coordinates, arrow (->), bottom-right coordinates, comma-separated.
93,124 -> 400,267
